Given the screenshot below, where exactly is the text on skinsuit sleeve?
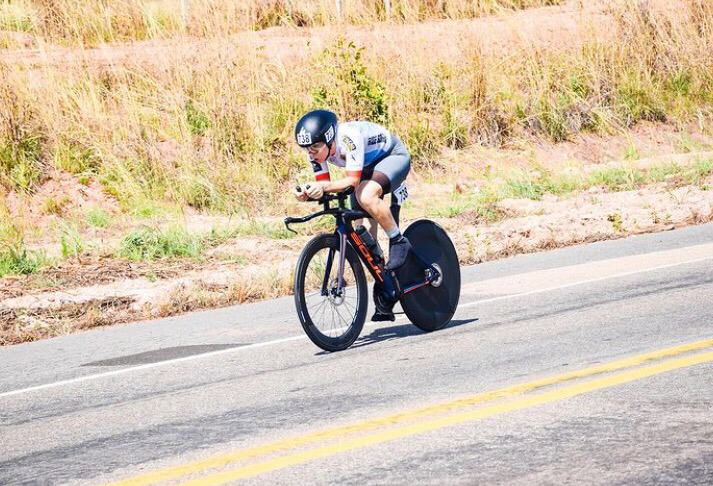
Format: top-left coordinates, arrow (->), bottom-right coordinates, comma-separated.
340,126 -> 363,178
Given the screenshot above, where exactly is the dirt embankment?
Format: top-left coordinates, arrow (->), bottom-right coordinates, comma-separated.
2,121 -> 713,345
0,1 -> 610,69
1,0 -> 712,344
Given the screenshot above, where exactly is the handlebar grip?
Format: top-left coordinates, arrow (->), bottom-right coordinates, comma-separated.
296,184 -> 312,195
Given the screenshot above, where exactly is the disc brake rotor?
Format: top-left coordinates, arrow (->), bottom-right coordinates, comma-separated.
328,278 -> 345,306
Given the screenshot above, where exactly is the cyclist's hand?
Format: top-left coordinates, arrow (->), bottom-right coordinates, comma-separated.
305,183 -> 324,200
294,186 -> 309,202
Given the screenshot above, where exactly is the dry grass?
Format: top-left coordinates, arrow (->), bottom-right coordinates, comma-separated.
0,0 -> 566,45
0,296 -> 134,345
0,0 -> 711,272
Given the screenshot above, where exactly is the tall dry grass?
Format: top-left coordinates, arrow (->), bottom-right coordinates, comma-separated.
0,0 -> 567,46
0,0 -> 711,224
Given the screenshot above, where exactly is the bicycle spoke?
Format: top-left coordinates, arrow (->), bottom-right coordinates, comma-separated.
328,302 -> 337,336
342,298 -> 357,315
307,299 -> 328,318
334,304 -> 351,331
307,297 -> 328,311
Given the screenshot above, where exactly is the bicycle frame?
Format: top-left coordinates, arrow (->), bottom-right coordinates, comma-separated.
284,189 -> 441,303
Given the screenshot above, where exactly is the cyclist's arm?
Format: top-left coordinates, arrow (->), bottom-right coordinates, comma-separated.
311,159 -> 330,182
321,130 -> 363,192
311,159 -> 357,192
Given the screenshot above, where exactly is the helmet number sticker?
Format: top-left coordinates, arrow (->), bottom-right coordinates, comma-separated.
297,127 -> 312,145
324,125 -> 335,143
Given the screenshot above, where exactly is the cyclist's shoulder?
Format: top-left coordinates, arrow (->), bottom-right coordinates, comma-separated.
336,122 -> 363,152
339,120 -> 388,130
338,120 -> 389,139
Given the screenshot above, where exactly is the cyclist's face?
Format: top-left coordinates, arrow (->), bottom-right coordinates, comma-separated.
304,142 -> 328,163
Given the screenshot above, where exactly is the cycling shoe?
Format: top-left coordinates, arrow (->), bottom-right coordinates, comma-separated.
384,236 -> 411,271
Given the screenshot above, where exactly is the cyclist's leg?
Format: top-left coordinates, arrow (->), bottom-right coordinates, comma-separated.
350,191 -> 379,239
368,138 -> 410,227
353,157 -> 409,233
357,143 -> 411,270
354,179 -> 392,229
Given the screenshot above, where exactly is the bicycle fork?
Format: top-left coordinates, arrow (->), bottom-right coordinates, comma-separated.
320,232 -> 348,298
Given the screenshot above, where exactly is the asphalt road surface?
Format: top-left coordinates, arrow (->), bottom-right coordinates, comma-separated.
1,223 -> 712,485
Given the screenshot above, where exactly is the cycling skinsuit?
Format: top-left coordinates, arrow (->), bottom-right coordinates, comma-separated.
309,121 -> 411,215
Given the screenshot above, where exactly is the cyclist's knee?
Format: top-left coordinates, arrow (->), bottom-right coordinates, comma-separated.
356,181 -> 383,209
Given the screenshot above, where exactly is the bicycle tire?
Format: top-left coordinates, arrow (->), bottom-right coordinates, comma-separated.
294,234 -> 368,351
396,220 -> 460,332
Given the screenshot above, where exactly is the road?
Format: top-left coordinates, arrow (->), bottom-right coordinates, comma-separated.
1,223 -> 712,485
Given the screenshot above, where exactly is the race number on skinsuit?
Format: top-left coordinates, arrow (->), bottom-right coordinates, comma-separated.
393,184 -> 409,205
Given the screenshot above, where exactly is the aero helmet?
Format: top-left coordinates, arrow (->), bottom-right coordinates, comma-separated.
295,110 -> 337,148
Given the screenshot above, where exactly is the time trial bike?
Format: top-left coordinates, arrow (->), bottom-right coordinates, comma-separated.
284,186 -> 460,352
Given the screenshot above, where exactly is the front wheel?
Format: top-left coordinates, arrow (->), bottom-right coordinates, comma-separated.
396,220 -> 460,332
294,234 -> 368,351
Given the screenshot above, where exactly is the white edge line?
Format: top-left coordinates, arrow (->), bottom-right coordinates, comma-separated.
455,254 -> 713,310
0,335 -> 306,399
2,254 -> 712,399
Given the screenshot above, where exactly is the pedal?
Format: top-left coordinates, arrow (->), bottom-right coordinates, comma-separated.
371,310 -> 396,322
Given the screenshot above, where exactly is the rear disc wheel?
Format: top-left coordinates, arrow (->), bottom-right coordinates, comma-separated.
396,220 -> 460,332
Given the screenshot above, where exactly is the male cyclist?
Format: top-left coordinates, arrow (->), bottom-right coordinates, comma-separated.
294,110 -> 411,320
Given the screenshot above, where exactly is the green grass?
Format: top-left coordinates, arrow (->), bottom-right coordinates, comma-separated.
86,208 -> 110,228
423,157 -> 713,221
114,222 -> 293,262
607,212 -> 624,232
587,167 -> 647,192
59,223 -> 85,259
118,226 -> 206,261
0,244 -> 46,277
43,196 -> 70,216
233,220 -> 296,240
0,3 -> 34,32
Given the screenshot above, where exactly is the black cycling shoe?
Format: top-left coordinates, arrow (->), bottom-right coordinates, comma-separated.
371,309 -> 395,322
384,236 -> 411,271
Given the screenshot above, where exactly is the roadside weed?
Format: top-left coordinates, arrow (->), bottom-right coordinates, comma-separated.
86,208 -> 110,228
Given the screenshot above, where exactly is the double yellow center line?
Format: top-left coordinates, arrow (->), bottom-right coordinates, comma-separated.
112,338 -> 713,485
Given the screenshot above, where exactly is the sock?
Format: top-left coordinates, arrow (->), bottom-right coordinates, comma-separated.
386,227 -> 401,243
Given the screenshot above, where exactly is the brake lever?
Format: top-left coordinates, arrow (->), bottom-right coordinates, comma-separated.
283,217 -> 298,234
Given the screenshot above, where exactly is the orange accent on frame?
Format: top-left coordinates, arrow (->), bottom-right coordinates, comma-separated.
350,233 -> 383,282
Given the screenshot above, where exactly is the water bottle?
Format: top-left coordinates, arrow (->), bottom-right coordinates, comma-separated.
355,225 -> 384,263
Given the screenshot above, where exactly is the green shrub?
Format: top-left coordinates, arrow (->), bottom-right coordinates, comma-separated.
119,226 -> 205,261
0,245 -> 46,277
313,39 -> 389,125
87,208 -> 110,228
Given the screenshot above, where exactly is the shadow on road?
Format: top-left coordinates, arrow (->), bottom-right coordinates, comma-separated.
342,317 -> 479,351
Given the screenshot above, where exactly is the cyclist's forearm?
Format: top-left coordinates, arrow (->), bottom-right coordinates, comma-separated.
323,174 -> 360,192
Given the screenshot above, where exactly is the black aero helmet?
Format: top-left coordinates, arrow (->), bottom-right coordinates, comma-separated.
295,110 -> 337,148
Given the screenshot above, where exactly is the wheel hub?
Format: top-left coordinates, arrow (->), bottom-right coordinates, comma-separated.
427,263 -> 443,287
329,278 -> 345,305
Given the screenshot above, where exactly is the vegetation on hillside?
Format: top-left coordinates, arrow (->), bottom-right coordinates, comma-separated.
0,0 -> 711,277
0,0 -> 565,44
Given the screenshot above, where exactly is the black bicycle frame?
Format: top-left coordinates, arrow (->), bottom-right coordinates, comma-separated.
284,189 -> 441,303
336,212 -> 400,302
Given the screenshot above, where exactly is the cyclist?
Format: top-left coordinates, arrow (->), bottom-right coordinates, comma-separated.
294,110 -> 411,320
